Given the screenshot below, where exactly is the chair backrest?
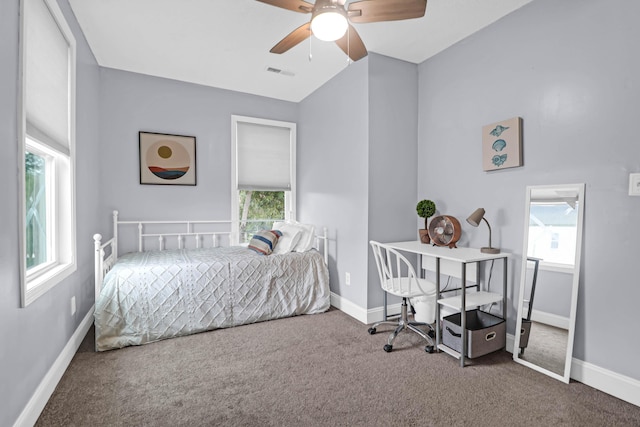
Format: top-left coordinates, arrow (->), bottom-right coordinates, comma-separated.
370,240 -> 425,296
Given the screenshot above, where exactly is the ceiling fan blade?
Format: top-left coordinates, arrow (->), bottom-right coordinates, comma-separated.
348,0 -> 427,23
256,0 -> 313,14
270,22 -> 312,54
335,24 -> 368,62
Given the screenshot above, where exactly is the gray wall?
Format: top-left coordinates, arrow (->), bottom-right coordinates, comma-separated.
526,269 -> 573,318
297,54 -> 419,310
0,0 -> 101,425
417,0 -> 640,380
367,54 -> 419,308
298,59 -> 370,307
98,68 -> 298,232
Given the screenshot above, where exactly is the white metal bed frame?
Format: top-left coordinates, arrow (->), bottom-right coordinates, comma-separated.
93,210 -> 329,302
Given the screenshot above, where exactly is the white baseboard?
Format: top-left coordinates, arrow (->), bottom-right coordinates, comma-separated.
530,309 -> 570,330
506,333 -> 639,407
330,292 -> 401,324
506,332 -> 516,355
14,305 -> 95,427
571,359 -> 640,407
330,292 -> 367,323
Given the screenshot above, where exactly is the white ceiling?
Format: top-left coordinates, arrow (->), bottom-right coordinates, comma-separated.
68,0 -> 533,102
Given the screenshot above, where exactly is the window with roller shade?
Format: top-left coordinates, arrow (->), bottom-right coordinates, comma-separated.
19,0 -> 77,306
231,116 -> 296,244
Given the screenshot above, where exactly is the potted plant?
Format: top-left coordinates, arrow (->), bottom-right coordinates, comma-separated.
416,199 -> 436,244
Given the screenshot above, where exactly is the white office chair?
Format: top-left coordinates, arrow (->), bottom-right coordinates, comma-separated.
369,241 -> 437,353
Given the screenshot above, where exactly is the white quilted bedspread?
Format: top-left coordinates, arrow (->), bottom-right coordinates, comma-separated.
95,246 -> 330,351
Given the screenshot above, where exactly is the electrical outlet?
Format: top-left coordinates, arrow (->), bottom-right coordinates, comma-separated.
345,272 -> 351,285
629,173 -> 640,196
71,296 -> 76,316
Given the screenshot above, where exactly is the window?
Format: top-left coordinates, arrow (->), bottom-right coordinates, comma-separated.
19,0 -> 76,306
527,202 -> 579,270
25,145 -> 52,271
231,116 -> 296,244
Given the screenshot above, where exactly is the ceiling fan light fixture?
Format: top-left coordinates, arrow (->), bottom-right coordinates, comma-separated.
311,8 -> 348,42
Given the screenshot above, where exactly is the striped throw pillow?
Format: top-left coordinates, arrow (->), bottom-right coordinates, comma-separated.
248,230 -> 283,255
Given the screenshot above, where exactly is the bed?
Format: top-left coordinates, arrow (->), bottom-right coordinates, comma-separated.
93,211 -> 331,351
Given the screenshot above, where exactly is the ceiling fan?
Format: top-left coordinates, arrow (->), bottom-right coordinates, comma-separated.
256,0 -> 428,62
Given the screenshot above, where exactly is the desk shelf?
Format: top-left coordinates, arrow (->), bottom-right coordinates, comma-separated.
437,343 -> 461,360
437,291 -> 503,311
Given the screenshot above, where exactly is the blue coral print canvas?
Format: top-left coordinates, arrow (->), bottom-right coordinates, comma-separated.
482,117 -> 522,171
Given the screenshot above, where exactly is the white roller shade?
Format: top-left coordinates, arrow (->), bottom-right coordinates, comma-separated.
25,0 -> 70,149
236,122 -> 292,191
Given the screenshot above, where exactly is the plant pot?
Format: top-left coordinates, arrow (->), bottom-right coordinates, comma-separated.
419,229 -> 430,244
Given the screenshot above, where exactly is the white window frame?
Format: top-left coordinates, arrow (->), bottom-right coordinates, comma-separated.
230,115 -> 296,245
18,0 -> 77,307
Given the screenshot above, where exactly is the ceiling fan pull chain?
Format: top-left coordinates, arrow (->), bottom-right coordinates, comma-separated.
347,24 -> 351,64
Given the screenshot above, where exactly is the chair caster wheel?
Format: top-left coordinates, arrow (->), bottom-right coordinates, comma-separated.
383,344 -> 393,353
368,327 -> 376,335
425,345 -> 434,353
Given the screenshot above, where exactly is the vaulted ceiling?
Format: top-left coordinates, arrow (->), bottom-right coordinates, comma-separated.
69,0 -> 533,102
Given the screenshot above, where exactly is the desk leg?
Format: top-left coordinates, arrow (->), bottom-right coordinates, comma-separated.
503,257 -> 508,347
435,258 -> 441,353
460,262 -> 467,367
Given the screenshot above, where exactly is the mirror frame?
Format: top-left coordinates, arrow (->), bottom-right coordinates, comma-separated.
513,183 -> 585,383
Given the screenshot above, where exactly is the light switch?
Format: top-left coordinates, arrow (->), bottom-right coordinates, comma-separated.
630,173 -> 640,196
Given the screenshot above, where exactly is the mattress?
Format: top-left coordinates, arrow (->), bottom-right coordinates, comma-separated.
94,246 -> 330,351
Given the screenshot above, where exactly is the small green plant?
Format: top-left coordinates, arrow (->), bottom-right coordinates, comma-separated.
416,199 -> 436,229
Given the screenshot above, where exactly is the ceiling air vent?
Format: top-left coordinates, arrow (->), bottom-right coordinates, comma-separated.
266,67 -> 294,77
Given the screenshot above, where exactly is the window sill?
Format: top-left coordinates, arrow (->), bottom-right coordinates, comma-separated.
23,262 -> 76,307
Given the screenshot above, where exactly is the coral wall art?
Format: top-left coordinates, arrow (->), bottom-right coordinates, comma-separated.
482,117 -> 522,171
139,131 -> 197,185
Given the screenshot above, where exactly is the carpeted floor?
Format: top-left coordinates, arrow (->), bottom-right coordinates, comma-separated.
519,321 -> 568,375
37,308 -> 640,426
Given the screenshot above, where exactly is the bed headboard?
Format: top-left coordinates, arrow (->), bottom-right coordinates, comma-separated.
94,210 -> 329,299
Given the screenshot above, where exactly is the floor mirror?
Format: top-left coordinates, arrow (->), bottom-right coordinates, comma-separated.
513,183 -> 585,383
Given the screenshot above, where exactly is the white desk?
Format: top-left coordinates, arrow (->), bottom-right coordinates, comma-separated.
384,241 -> 508,367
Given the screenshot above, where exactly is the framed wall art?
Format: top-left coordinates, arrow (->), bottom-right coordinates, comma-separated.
482,117 -> 522,171
139,131 -> 196,185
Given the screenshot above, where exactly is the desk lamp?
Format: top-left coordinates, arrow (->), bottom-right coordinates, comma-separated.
466,208 -> 500,254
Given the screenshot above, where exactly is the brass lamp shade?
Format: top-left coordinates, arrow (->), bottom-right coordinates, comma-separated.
466,208 -> 500,254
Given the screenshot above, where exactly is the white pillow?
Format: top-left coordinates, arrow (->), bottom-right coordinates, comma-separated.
273,221 -> 316,252
272,221 -> 290,234
292,222 -> 315,252
272,223 -> 302,255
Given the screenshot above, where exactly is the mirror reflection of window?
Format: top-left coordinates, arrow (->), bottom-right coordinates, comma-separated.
527,201 -> 579,268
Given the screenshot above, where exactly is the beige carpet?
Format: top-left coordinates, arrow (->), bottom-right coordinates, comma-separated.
37,308 -> 640,426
